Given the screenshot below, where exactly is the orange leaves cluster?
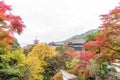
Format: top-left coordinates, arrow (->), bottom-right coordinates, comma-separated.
64,48 -> 77,59
83,33 -> 109,53
0,27 -> 13,43
0,27 -> 13,49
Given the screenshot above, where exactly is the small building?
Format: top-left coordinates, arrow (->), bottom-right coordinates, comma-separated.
67,38 -> 85,51
34,37 -> 39,45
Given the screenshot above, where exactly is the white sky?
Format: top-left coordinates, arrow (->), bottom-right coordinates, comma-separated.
4,0 -> 120,46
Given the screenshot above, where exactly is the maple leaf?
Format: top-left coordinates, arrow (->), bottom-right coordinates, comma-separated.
0,1 -> 11,13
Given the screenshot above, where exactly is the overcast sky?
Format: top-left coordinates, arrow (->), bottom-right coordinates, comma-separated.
4,0 -> 120,46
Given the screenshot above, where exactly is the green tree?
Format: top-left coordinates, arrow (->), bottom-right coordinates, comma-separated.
66,59 -> 80,70
0,50 -> 26,80
86,30 -> 101,42
88,60 -> 109,80
11,38 -> 21,49
55,46 -> 68,53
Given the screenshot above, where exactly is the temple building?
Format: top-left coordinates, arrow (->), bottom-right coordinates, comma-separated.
66,38 -> 85,51
34,37 -> 39,45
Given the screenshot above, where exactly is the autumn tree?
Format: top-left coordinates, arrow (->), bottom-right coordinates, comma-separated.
26,44 -> 55,80
73,4 -> 120,80
0,1 -> 25,34
0,1 -> 25,49
0,1 -> 26,80
84,5 -> 120,62
64,47 -> 78,59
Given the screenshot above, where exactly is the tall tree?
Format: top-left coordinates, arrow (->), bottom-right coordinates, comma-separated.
84,5 -> 120,62
26,44 -> 55,80
74,5 -> 120,79
0,1 -> 25,49
0,1 -> 26,80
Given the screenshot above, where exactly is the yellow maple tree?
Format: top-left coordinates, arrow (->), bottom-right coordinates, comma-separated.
26,44 -> 55,80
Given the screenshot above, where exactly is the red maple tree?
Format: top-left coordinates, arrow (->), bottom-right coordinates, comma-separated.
0,1 -> 25,49
75,5 -> 120,75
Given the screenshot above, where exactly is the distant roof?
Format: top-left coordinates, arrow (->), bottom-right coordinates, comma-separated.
49,41 -> 64,46
54,41 -> 64,45
68,38 -> 85,44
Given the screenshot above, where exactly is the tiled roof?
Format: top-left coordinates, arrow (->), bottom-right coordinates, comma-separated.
68,38 -> 85,44
60,70 -> 78,80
